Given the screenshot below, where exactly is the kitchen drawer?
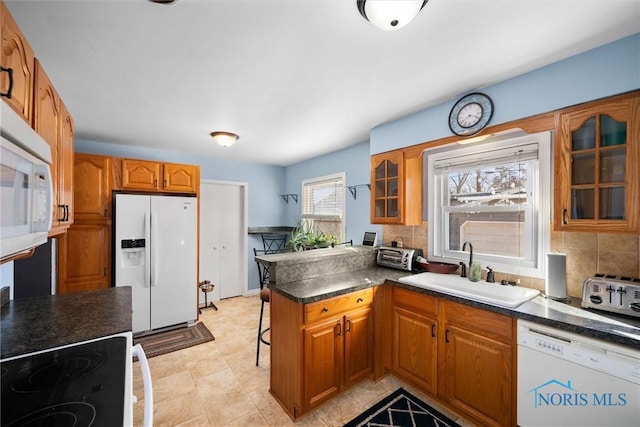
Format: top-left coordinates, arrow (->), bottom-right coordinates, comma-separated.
393,287 -> 438,317
442,300 -> 513,342
304,288 -> 373,324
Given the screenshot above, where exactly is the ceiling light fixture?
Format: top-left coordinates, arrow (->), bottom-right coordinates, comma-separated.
147,0 -> 180,5
210,131 -> 239,147
357,0 -> 428,31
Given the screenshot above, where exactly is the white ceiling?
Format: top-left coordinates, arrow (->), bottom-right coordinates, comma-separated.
6,0 -> 640,166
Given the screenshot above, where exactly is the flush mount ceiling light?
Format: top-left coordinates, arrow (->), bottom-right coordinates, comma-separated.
357,0 -> 428,31
210,131 -> 239,147
147,0 -> 180,5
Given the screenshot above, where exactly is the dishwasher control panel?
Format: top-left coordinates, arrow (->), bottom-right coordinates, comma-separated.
517,320 -> 640,383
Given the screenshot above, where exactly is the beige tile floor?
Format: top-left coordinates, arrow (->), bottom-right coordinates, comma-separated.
133,295 -> 473,427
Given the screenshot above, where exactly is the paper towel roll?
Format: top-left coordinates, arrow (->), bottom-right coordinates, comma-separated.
545,252 -> 567,300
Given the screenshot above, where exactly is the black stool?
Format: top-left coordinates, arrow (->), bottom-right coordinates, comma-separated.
261,234 -> 287,252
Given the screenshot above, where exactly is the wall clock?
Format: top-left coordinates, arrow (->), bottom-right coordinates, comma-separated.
448,92 -> 494,137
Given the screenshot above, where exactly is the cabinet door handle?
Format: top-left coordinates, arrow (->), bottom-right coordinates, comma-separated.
65,205 -> 70,221
336,321 -> 342,336
164,179 -> 167,187
431,323 -> 436,338
1,66 -> 14,99
445,329 -> 450,343
153,179 -> 158,188
562,208 -> 568,224
356,297 -> 363,303
345,319 -> 352,333
57,204 -> 66,221
322,307 -> 329,313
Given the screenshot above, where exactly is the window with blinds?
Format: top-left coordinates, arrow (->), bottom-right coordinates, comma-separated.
301,172 -> 346,241
426,131 -> 552,278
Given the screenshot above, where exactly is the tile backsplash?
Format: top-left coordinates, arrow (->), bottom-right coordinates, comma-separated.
382,223 -> 640,298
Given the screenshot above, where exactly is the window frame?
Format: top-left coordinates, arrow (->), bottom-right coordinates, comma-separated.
300,172 -> 346,242
426,131 -> 552,278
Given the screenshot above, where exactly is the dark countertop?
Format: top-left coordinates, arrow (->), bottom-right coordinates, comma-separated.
269,268 -> 640,350
269,266 -> 408,303
1,287 -> 132,359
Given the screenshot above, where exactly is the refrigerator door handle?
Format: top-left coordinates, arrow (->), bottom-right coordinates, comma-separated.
144,211 -> 151,288
151,211 -> 158,287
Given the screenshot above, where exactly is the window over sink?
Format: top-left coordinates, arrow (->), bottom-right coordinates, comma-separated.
426,131 -> 551,278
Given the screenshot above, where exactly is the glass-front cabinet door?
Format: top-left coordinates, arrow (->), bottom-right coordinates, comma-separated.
555,94 -> 639,232
371,151 -> 404,224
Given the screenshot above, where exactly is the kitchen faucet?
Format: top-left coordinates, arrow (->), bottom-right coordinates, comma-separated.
461,241 -> 473,277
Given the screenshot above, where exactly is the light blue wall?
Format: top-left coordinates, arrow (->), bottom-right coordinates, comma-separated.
75,139 -> 287,292
371,33 -> 640,154
71,33 -> 639,294
283,141 -> 383,245
75,139 -> 286,228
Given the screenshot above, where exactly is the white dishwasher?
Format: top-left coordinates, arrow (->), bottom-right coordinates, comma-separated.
517,319 -> 640,427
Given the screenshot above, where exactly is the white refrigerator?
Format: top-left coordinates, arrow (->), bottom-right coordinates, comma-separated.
114,194 -> 198,333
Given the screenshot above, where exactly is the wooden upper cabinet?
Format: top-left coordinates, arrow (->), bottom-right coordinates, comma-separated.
122,158 -> 160,191
74,153 -> 111,221
163,162 -> 199,193
371,150 -> 403,224
122,159 -> 198,193
554,92 -> 640,233
1,1 -> 34,124
370,150 -> 422,225
34,59 -> 74,236
59,102 -> 74,225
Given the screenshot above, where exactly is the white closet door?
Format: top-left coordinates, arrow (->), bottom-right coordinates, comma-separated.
199,181 -> 246,300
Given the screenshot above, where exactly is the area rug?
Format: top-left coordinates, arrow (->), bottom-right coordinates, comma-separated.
133,322 -> 214,359
344,388 -> 460,427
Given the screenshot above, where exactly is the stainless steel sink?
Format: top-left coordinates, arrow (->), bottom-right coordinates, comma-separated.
398,272 -> 540,308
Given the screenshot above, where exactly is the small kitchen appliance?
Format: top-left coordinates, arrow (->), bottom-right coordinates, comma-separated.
376,246 -> 423,271
581,274 -> 640,318
0,103 -> 53,261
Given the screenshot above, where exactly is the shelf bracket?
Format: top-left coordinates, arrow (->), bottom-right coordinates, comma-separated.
280,194 -> 298,204
346,184 -> 371,200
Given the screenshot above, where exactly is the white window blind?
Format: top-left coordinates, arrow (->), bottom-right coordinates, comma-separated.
427,131 -> 551,278
301,173 -> 345,240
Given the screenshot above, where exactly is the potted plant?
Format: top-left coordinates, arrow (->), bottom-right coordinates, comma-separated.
286,219 -> 337,251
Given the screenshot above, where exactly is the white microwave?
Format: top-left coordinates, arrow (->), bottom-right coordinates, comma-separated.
0,103 -> 53,261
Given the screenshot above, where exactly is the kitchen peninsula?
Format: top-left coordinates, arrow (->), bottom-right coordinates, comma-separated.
257,247 -> 640,425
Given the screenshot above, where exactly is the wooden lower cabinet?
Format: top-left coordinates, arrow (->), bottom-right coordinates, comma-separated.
303,315 -> 342,407
390,289 -> 516,427
272,285 -> 515,425
392,306 -> 438,394
438,301 -> 515,427
57,223 -> 111,294
392,287 -> 438,394
440,323 -> 513,427
271,288 -> 373,420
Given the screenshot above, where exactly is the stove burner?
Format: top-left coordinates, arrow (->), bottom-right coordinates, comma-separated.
4,401 -> 96,427
11,352 -> 104,394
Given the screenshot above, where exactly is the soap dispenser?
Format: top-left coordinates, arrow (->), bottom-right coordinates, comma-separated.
486,266 -> 495,283
468,262 -> 481,282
